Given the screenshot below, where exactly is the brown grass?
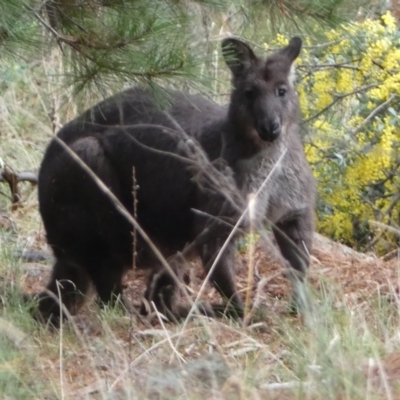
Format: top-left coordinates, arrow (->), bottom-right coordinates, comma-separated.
7,220 -> 400,399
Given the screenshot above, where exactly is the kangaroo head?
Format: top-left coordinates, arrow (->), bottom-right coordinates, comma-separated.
222,37 -> 302,143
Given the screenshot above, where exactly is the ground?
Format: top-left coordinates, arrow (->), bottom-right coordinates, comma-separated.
2,199 -> 400,399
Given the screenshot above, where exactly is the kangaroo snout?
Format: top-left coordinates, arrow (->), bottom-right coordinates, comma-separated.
257,119 -> 281,142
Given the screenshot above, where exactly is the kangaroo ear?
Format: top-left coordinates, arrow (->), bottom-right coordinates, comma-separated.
281,37 -> 302,63
222,38 -> 257,78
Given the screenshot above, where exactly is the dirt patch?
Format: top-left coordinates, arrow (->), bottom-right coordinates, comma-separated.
20,231 -> 400,325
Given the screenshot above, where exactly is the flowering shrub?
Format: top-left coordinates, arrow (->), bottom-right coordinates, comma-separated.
266,12 -> 400,253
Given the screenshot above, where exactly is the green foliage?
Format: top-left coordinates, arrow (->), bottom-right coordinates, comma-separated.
247,0 -> 370,36
268,12 -> 400,253
1,0 -> 226,97
236,233 -> 261,254
0,0 -> 371,98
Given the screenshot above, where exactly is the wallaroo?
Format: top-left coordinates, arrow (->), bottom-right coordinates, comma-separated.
33,36 -> 316,324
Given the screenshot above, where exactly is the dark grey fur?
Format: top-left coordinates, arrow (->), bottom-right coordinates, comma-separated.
34,37 -> 315,323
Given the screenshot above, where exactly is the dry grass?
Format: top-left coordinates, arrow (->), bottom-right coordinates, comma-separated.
3,229 -> 400,399
2,54 -> 400,400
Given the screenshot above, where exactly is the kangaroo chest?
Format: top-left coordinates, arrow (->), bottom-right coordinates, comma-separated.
235,147 -> 308,225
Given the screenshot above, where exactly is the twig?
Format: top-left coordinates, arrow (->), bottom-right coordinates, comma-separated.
260,380 -> 311,390
302,83 -> 378,125
57,281 -> 65,400
132,167 -> 138,270
109,328 -> 198,391
369,220 -> 400,237
381,248 -> 400,261
302,38 -> 344,50
299,60 -> 362,71
364,192 -> 400,251
265,39 -> 344,53
0,165 -> 38,204
243,194 -> 256,327
151,301 -> 186,366
0,170 -> 38,184
350,94 -> 397,136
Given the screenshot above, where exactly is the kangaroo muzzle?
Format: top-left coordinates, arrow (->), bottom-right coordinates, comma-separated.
257,119 -> 281,142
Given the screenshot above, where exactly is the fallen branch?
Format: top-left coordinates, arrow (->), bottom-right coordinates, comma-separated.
0,164 -> 38,204
260,380 -> 312,390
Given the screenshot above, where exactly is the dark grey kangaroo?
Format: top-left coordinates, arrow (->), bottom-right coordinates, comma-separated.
35,36 -> 315,323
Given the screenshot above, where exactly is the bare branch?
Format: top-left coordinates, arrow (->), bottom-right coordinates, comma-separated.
299,61 -> 361,71
302,83 -> 378,125
0,165 -> 38,204
364,191 -> 400,252
350,94 -> 397,136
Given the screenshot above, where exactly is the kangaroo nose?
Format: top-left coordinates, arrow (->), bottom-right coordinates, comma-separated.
271,121 -> 281,135
257,120 -> 281,142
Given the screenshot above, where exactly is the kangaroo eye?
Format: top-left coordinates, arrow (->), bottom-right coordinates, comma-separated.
277,87 -> 287,97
